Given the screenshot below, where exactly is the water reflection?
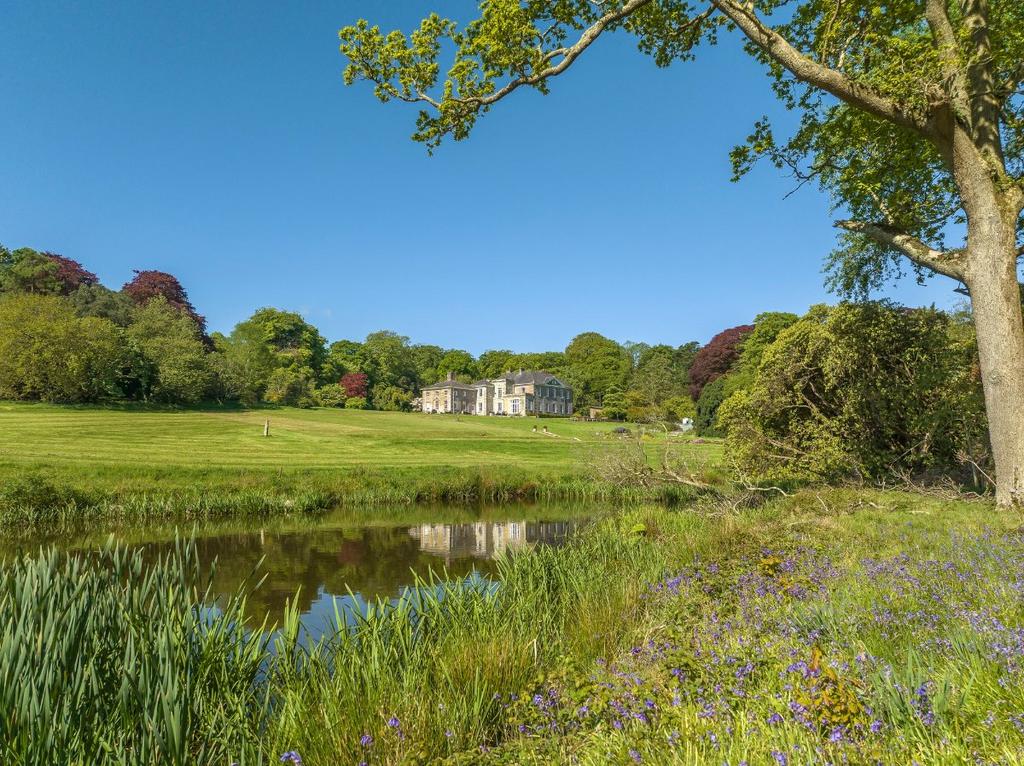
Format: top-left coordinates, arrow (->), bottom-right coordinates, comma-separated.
167,519 -> 582,625
3,510 -> 589,630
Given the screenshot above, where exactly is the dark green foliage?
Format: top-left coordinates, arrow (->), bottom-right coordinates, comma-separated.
0,248 -> 58,295
69,283 -> 136,326
694,376 -> 727,437
435,349 -> 478,382
720,303 -> 987,484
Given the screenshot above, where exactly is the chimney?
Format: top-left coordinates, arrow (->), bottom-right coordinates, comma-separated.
447,371 -> 456,381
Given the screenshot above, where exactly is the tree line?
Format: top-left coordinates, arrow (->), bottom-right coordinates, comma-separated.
0,244 -> 704,414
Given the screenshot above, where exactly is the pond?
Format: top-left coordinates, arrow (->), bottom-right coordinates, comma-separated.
2,504 -> 597,636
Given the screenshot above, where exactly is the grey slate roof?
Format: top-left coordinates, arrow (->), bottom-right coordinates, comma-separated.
510,370 -> 568,387
422,379 -> 476,391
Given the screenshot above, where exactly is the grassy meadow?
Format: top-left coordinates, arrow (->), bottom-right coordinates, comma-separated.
4,490 -> 1023,764
0,402 -> 721,522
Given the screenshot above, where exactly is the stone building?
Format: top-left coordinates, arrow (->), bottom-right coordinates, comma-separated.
421,372 -> 477,414
421,369 -> 573,416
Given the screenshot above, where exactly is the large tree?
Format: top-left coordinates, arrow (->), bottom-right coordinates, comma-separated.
339,2 -> 1024,504
563,332 -> 632,408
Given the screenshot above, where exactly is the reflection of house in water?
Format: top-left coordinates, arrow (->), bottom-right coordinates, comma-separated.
408,521 -> 578,564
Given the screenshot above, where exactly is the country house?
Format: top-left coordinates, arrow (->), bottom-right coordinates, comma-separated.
421,369 -> 573,416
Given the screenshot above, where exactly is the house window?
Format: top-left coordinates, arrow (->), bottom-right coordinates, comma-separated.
512,399 -> 520,414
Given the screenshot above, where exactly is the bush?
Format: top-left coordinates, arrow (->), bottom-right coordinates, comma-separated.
265,367 -> 317,408
661,395 -> 696,423
345,396 -> 369,410
0,475 -> 92,521
719,302 -> 987,485
315,383 -> 347,407
373,384 -> 413,411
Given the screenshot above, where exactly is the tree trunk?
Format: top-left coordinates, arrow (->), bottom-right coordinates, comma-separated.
964,207 -> 1024,506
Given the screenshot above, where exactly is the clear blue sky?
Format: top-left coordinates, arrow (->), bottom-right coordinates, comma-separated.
0,1 -> 958,353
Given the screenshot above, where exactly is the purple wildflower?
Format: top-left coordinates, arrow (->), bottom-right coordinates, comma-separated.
279,752 -> 302,765
629,749 -> 642,763
359,734 -> 373,747
767,712 -> 783,726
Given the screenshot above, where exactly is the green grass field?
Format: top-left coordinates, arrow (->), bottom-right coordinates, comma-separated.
0,402 -> 722,517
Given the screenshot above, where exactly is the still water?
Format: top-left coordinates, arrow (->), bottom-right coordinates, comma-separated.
4,505 -> 593,632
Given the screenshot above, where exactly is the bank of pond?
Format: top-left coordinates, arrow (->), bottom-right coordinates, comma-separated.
1,492 -> 1022,764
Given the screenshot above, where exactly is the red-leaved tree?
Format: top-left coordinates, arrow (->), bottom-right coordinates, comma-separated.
688,324 -> 753,400
340,372 -> 369,399
122,270 -> 206,332
43,252 -> 98,295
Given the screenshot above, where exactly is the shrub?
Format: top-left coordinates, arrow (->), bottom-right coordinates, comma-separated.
265,367 -> 317,407
661,395 -> 696,423
315,383 -> 347,407
373,384 -> 413,411
719,303 -> 987,485
345,396 -> 369,410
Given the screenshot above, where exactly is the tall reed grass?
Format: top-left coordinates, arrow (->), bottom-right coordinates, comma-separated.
0,539 -> 268,764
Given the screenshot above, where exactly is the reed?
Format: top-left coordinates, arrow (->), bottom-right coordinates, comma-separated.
0,539 -> 269,764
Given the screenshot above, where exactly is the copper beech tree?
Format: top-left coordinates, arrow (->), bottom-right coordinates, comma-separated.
339,0 -> 1024,505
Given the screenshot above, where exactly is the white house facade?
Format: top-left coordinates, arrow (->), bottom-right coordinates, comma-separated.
421,369 -> 573,416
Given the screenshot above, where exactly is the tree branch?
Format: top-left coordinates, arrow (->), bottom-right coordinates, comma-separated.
450,0 -> 656,109
710,1 -> 932,136
835,219 -> 966,280
924,0 -> 971,115
961,0 -> 1003,162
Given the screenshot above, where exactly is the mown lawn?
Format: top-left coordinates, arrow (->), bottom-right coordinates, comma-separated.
0,402 -> 721,499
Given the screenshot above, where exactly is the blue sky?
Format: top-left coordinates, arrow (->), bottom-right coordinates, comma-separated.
0,1 -> 959,353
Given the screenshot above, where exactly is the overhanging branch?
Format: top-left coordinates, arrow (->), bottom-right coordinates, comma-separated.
451,0 -> 656,109
711,1 -> 932,137
835,220 -> 965,280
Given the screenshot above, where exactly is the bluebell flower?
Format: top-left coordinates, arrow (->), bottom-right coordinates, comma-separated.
279,752 -> 302,765
360,734 -> 373,747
